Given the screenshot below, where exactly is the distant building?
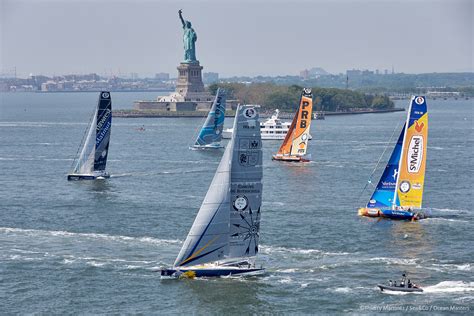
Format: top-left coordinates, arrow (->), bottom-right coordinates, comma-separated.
384,69 -> 388,75
41,81 -> 58,91
308,67 -> 329,76
203,72 -> 219,84
155,73 -> 170,81
346,69 -> 362,77
300,67 -> 328,79
299,69 -> 310,80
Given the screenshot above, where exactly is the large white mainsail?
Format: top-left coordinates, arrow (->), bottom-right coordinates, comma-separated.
172,105 -> 263,272
73,109 -> 97,175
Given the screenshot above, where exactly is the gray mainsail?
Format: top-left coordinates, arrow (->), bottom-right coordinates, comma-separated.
174,105 -> 262,267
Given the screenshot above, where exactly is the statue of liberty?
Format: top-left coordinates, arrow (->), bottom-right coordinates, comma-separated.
178,9 -> 197,62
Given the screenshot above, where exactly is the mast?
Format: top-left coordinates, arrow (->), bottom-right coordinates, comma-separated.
392,96 -> 428,209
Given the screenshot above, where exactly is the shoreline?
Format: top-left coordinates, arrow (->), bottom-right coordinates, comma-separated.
112,107 -> 405,118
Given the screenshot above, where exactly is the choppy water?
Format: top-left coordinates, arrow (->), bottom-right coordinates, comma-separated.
1,92 -> 473,314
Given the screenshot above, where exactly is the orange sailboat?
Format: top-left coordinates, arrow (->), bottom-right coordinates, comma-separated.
272,88 -> 313,162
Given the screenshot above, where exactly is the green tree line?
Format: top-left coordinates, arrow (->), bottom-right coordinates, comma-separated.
208,83 -> 394,112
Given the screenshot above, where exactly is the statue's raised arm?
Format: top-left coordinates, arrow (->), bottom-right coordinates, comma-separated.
178,9 -> 185,28
178,9 -> 198,62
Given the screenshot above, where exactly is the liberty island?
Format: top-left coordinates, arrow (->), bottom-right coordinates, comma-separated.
133,10 -> 237,112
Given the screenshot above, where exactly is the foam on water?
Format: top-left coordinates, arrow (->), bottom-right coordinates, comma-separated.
423,281 -> 474,293
260,245 -> 350,257
0,227 -> 182,245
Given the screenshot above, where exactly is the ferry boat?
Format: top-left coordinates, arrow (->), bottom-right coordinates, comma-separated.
222,109 -> 311,140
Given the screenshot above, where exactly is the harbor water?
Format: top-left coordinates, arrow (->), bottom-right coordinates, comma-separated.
1,92 -> 473,314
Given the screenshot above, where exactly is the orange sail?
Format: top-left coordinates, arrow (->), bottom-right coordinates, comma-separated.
273,88 -> 313,161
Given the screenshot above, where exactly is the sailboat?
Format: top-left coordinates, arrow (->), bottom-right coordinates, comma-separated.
358,96 -> 429,220
67,91 -> 112,181
272,88 -> 313,162
190,88 -> 226,149
161,105 -> 264,278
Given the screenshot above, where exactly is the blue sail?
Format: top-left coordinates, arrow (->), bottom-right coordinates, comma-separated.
366,124 -> 405,208
193,89 -> 226,147
94,91 -> 112,171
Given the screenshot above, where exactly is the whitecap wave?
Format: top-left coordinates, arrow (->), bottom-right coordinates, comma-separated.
427,263 -> 472,272
368,257 -> 419,265
333,287 -> 352,293
276,268 -> 298,273
0,227 -> 182,245
424,218 -> 469,224
423,281 -> 474,293
429,208 -> 469,214
260,245 -> 350,256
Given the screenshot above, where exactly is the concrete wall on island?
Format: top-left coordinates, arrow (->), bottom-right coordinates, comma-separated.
134,100 -> 239,111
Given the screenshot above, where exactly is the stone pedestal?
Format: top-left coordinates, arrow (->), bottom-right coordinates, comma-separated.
134,61 -> 214,111
176,62 -> 208,97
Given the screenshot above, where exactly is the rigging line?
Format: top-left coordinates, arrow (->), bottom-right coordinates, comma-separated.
357,121 -> 401,205
69,106 -> 97,172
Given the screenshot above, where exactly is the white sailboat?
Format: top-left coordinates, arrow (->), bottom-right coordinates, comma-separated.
67,91 -> 112,181
161,105 -> 264,278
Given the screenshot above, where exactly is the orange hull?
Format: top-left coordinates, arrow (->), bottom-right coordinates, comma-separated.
358,207 -> 382,217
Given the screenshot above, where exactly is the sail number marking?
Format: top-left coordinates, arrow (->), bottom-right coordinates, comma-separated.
300,101 -> 310,128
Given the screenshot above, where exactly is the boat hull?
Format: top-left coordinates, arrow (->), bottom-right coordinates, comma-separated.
67,173 -> 110,181
189,144 -> 224,150
358,208 -> 427,221
378,284 -> 423,292
160,267 -> 265,278
272,155 -> 310,162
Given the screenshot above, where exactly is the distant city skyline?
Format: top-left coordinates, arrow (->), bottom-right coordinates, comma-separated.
1,0 -> 472,78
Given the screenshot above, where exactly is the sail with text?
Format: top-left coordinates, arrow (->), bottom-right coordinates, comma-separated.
394,96 -> 428,209
358,96 -> 428,220
192,88 -> 226,149
68,91 -> 112,180
272,88 -> 313,162
161,105 -> 264,277
366,124 -> 405,208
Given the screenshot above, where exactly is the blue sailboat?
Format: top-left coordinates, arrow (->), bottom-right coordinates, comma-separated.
190,88 -> 226,149
67,91 -> 112,181
161,105 -> 264,278
359,96 -> 429,220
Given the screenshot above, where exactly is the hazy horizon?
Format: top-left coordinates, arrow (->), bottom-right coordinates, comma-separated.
1,0 -> 472,78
